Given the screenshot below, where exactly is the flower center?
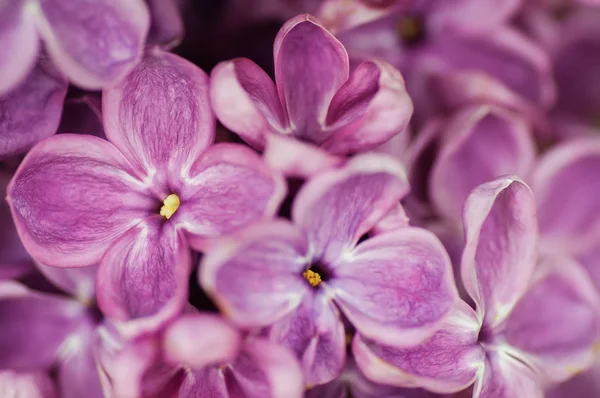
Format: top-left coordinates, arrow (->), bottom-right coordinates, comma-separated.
303,269 -> 322,287
159,193 -> 180,219
397,15 -> 425,46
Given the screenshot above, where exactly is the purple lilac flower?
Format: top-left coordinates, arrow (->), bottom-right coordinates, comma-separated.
0,57 -> 67,159
210,14 -> 413,156
200,153 -> 458,386
354,176 -> 600,397
7,47 -> 285,337
320,0 -> 555,125
0,0 -> 150,94
0,268 -> 103,398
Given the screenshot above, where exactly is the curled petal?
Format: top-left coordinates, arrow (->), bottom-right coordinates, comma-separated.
429,105 -> 536,221
8,134 -> 150,268
37,0 -> 150,89
460,177 -> 538,327
164,314 -> 241,369
0,59 -> 67,159
178,143 -> 286,248
322,60 -> 413,155
0,0 -> 39,95
317,0 -> 398,33
0,283 -> 86,370
293,153 -> 409,263
96,221 -> 191,337
274,14 -> 349,143
270,293 -> 346,386
210,58 -> 287,149
329,227 -> 458,346
498,257 -> 600,384
532,138 -> 600,254
474,353 -> 543,398
103,48 -> 214,184
200,220 -> 310,329
353,302 -> 484,394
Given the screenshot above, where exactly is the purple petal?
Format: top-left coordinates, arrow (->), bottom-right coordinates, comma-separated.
146,0 -> 184,48
531,138 -> 600,254
179,368 -> 228,398
210,58 -> 288,149
0,172 -> 32,279
164,314 -> 241,369
103,48 -> 214,184
0,371 -> 57,398
0,282 -> 86,370
58,328 -> 103,398
293,153 -> 409,264
7,134 -> 150,268
329,227 -> 457,347
227,338 -> 304,398
270,292 -> 346,386
460,177 -> 538,327
427,0 -> 522,34
474,353 -> 543,398
370,203 -> 410,236
318,0 -> 396,33
0,0 -> 39,94
37,0 -> 149,89
0,59 -> 67,159
200,220 -> 310,328
429,105 -> 536,221
264,134 -> 343,178
498,257 -> 600,384
274,14 -> 349,143
96,221 -> 191,337
322,60 -> 413,155
546,362 -> 600,398
176,143 -> 286,248
36,263 -> 97,302
353,302 -> 484,394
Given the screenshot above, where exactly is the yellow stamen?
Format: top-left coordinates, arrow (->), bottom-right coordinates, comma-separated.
303,269 -> 322,287
159,194 -> 180,219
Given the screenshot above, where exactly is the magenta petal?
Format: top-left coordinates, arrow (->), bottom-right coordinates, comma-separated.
270,292 -> 346,386
58,329 -> 103,398
178,143 -> 286,247
460,177 -> 538,327
353,302 -> 484,394
429,105 -> 536,221
8,134 -> 149,268
330,227 -> 457,346
0,371 -> 57,398
37,0 -> 149,89
0,0 -> 39,95
179,368 -> 228,398
274,14 -> 349,143
201,220 -> 310,328
103,48 -> 214,182
227,338 -> 304,398
210,58 -> 288,149
164,314 -> 241,369
0,283 -> 86,370
498,257 -> 600,384
428,0 -> 522,33
0,172 -> 31,279
96,221 -> 191,337
36,264 -> 97,302
293,153 -> 409,263
146,0 -> 183,47
322,60 -> 413,155
474,353 -> 543,398
532,138 -> 600,254
0,59 -> 67,159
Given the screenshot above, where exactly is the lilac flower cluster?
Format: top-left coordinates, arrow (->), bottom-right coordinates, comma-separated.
1,0 -> 600,397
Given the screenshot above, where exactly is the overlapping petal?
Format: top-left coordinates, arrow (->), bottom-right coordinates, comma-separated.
96,221 -> 191,336
473,353 -> 543,398
460,177 -> 538,327
429,105 -> 535,221
103,48 -> 214,185
0,371 -> 57,398
353,302 -> 484,394
293,153 -> 409,263
8,134 -> 151,268
37,0 -> 150,89
201,220 -> 310,328
329,227 -> 457,346
0,59 -> 67,159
